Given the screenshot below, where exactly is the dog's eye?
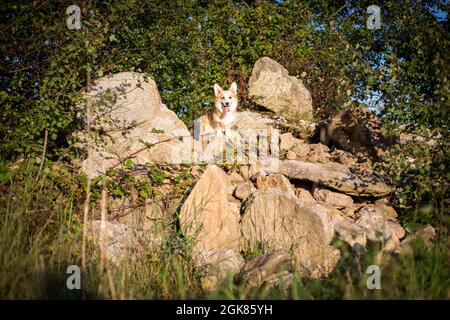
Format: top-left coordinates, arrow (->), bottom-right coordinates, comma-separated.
229,96 -> 232,99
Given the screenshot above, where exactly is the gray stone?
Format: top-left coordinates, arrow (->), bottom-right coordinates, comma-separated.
238,252 -> 294,290
241,189 -> 338,278
80,72 -> 190,178
248,57 -> 313,121
89,220 -> 157,265
276,160 -> 393,197
195,248 -> 244,292
354,205 -> 405,252
313,188 -> 354,209
179,165 -> 241,253
234,182 -> 257,201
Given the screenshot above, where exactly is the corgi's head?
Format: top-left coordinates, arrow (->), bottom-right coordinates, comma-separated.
214,82 -> 238,114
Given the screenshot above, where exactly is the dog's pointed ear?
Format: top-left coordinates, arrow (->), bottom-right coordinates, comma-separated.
229,82 -> 237,94
214,84 -> 223,97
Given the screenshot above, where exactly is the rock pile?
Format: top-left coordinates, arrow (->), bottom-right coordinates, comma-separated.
80,58 -> 409,293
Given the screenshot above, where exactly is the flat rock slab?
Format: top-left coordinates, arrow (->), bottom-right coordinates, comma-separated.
276,160 -> 393,197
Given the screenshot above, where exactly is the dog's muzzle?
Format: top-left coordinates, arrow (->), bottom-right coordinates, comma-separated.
223,102 -> 231,112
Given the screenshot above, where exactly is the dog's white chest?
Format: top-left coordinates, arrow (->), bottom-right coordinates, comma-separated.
221,113 -> 236,126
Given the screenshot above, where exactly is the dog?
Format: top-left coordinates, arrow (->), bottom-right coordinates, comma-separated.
198,82 -> 238,139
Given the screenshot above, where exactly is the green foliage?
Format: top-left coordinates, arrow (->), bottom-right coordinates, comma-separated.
0,159 -> 83,299
380,138 -> 449,228
0,0 -> 449,300
148,167 -> 166,185
1,0 -> 447,151
1,159 -> 449,299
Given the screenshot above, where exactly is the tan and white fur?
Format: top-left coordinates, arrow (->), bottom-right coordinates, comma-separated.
198,82 -> 238,138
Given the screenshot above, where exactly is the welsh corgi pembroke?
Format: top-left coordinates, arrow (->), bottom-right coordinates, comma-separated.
198,82 -> 238,138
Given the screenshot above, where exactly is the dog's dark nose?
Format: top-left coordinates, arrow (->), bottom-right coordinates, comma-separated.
225,102 -> 230,106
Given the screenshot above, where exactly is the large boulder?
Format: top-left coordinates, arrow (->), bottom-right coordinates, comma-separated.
276,160 -> 393,197
179,165 -> 241,253
248,57 -> 313,122
79,72 -> 190,178
241,189 -> 338,278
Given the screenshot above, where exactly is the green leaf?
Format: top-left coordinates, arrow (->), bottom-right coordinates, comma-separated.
124,159 -> 134,170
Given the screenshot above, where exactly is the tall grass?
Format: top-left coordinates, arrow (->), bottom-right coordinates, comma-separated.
0,160 -> 79,299
0,160 -> 448,299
